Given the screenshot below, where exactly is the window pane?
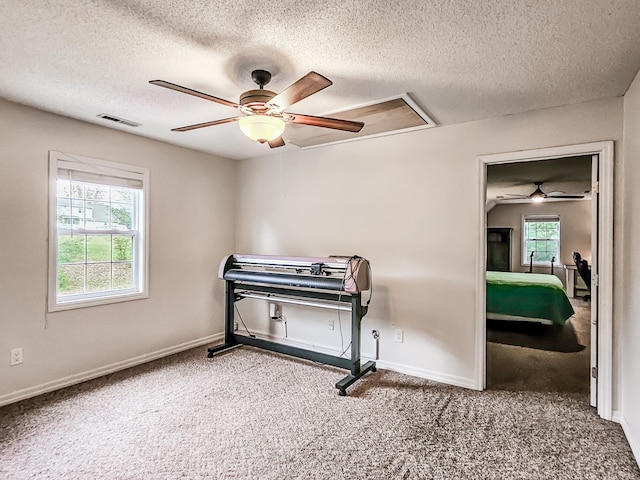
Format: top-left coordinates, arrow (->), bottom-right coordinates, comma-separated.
57,199 -> 84,229
87,264 -> 111,292
113,263 -> 133,289
524,241 -> 536,256
84,201 -> 110,230
58,264 -> 85,295
86,235 -> 111,262
543,224 -> 556,238
57,199 -> 73,227
57,178 -> 71,198
56,179 -> 85,199
111,187 -> 134,204
84,184 -> 109,202
112,236 -> 133,261
70,182 -> 85,199
537,250 -> 552,262
111,204 -> 133,230
58,235 -> 85,264
534,240 -> 546,253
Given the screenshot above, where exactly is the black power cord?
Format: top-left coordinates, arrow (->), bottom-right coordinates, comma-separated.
234,304 -> 256,338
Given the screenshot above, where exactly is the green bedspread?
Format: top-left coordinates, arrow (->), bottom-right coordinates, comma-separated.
486,271 -> 575,325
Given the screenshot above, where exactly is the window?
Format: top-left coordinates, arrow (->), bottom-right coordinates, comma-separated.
522,215 -> 560,265
48,151 -> 148,311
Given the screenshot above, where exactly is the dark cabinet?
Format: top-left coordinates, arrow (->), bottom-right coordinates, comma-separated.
487,227 -> 512,272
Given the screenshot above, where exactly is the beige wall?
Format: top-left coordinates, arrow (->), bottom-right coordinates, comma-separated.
0,99 -> 236,403
236,97 -> 623,391
621,68 -> 640,458
0,90 -> 633,436
487,200 -> 592,284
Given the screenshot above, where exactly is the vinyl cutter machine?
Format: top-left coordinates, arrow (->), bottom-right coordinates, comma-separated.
208,254 -> 376,395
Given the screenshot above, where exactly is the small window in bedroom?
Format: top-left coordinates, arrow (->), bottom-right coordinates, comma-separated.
48,151 -> 149,312
522,215 -> 560,265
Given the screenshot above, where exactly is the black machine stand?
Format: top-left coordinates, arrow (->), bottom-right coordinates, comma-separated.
207,279 -> 376,396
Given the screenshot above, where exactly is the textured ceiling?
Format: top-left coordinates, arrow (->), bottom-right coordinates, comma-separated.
1,1 -> 640,160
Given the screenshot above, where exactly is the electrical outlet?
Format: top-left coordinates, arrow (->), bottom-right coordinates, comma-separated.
394,329 -> 404,343
328,319 -> 335,330
10,348 -> 23,366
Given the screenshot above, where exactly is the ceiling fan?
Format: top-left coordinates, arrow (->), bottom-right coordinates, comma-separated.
500,182 -> 586,203
150,70 -> 364,148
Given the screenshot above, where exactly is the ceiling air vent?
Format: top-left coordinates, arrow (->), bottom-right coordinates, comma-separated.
97,113 -> 140,127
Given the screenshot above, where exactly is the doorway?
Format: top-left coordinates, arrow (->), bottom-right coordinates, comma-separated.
485,156 -> 593,398
476,142 -> 613,420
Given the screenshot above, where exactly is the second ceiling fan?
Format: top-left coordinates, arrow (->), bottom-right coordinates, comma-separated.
501,181 -> 586,202
150,70 -> 364,148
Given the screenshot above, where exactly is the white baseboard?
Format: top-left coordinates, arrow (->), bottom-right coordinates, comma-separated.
0,333 -> 223,407
0,330 -> 477,407
620,414 -> 640,468
370,358 -> 477,390
234,329 -> 477,390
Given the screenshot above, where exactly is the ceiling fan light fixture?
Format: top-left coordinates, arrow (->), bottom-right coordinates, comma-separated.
239,115 -> 285,143
529,182 -> 546,202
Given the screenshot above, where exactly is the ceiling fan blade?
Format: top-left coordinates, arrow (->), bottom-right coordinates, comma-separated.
268,136 -> 286,148
150,80 -> 240,109
286,113 -> 364,132
267,72 -> 332,110
547,194 -> 585,199
171,117 -> 240,132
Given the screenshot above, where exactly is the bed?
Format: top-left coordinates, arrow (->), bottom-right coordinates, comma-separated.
486,271 -> 575,325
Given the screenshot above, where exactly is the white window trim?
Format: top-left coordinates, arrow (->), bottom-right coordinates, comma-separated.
48,151 -> 149,312
521,214 -> 561,266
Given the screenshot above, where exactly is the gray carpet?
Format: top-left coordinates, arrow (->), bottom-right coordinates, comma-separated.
1,342 -> 638,479
488,298 -> 592,394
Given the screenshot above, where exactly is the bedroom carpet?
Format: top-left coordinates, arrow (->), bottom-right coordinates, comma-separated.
487,298 -> 591,394
1,340 -> 638,479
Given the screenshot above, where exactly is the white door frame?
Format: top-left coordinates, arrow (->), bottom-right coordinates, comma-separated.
476,141 -> 614,421
590,154 -> 599,407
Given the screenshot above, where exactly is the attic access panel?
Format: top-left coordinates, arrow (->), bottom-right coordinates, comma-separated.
285,95 -> 435,148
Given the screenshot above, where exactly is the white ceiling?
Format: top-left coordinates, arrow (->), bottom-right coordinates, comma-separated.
1,1 -> 640,160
